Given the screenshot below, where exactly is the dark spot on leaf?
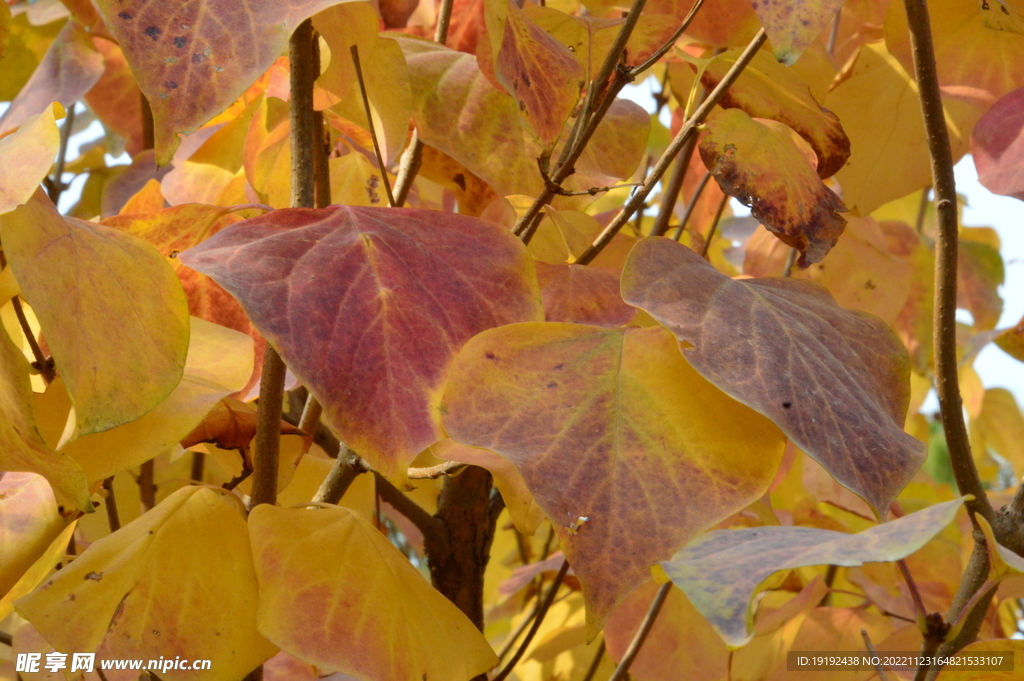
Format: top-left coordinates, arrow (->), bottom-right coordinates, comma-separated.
864,279 -> 876,290
547,381 -> 557,389
145,26 -> 162,40
522,73 -> 531,87
165,81 -> 178,89
782,402 -> 792,409
152,630 -> 160,636
173,36 -> 187,48
118,11 -> 133,20
366,176 -> 380,204
169,250 -> 180,258
519,99 -> 526,112
453,173 -> 466,191
485,352 -> 497,360
554,363 -> 563,370
68,593 -> 76,601
192,53 -> 205,64
85,572 -> 103,581
438,402 -> 449,415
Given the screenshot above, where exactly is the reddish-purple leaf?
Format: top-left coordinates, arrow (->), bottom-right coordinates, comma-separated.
178,206 -> 543,485
535,262 -> 635,327
621,237 -> 926,514
972,86 -> 1024,201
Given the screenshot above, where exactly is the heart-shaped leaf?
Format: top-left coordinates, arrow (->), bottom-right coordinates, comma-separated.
16,486 -> 279,681
249,504 -> 498,681
442,322 -> 786,634
1,189 -> 190,436
621,237 -> 926,514
179,206 -> 543,485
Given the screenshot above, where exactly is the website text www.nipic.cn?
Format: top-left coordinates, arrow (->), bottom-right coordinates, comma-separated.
16,652 -> 213,674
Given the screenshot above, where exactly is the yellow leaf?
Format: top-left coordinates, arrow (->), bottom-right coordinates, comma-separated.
0,104 -> 60,215
16,486 -> 278,681
0,189 -> 190,436
0,321 -> 90,515
249,504 -> 498,681
0,473 -> 67,599
0,520 -> 76,622
60,317 -> 253,485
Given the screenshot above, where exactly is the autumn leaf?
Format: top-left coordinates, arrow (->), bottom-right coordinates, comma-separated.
314,2 -> 412,163
0,11 -> 64,102
749,0 -> 843,65
0,316 -> 90,515
645,0 -> 763,47
621,237 -> 926,514
824,42 -> 976,216
697,48 -> 850,178
60,318 -> 253,485
182,396 -> 306,452
698,108 -> 846,266
0,474 -> 68,599
0,19 -> 102,136
488,0 -> 584,149
972,86 -> 1024,201
958,233 -> 1005,332
535,262 -> 636,327
0,103 -> 61,215
933,639 -> 1024,680
179,206 -> 543,485
249,504 -> 498,681
661,497 -> 965,647
16,486 -> 277,680
1,189 -> 190,436
442,322 -> 786,635
93,0 -> 352,164
0,520 -> 76,623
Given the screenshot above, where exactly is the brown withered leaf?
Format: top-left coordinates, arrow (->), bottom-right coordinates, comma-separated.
621,237 -> 926,514
698,108 -> 846,266
181,397 -> 306,453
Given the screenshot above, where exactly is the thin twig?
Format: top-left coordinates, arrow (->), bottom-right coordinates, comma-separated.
580,640 -> 606,681
13,297 -> 53,383
826,9 -> 842,57
861,629 -> 890,681
0,630 -> 11,647
915,186 -> 931,234
223,466 -> 253,492
783,247 -> 799,277
609,581 -> 672,681
897,559 -> 928,626
375,472 -> 450,554
492,560 -> 570,681
903,0 -> 993,526
390,0 -> 457,205
629,0 -> 707,75
47,105 -> 76,206
138,459 -> 156,510
190,450 -> 205,483
408,460 -> 466,480
350,44 -> 395,207
699,193 -> 729,258
102,476 -> 120,532
669,169 -> 713,240
576,30 -> 769,265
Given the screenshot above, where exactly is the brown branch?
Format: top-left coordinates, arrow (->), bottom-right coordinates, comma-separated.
575,29 -> 768,265
782,247 -> 799,278
903,0 -> 992,524
351,45 -> 395,207
492,560 -> 570,681
609,581 -> 671,680
408,460 -> 467,480
138,459 -> 156,510
251,21 -> 319,509
312,447 -> 368,503
668,169 -> 712,241
861,629 -> 890,681
376,471 -> 450,553
47,105 -> 76,206
653,137 -> 699,237
102,476 -> 120,532
190,450 -> 205,483
390,0 -> 457,206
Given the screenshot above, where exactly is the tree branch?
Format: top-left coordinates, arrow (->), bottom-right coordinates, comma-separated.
313,447 -> 369,503
575,29 -> 768,265
46,105 -> 76,206
492,559 -> 570,681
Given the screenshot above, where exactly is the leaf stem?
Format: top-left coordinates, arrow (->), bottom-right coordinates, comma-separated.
782,247 -> 799,277
492,559 -> 570,681
350,45 -> 395,207
575,29 -> 768,265
902,0 -> 993,525
668,169 -> 712,241
608,581 -> 671,681
897,559 -> 928,628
